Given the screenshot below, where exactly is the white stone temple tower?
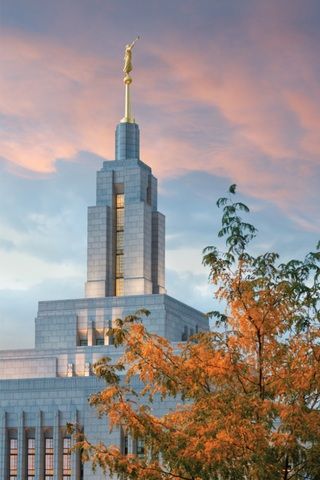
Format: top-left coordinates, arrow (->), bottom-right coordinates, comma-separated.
85,121 -> 165,298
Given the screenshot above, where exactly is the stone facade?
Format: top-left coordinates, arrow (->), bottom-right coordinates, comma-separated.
0,117 -> 208,479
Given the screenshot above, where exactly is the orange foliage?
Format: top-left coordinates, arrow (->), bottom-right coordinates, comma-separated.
74,187 -> 320,480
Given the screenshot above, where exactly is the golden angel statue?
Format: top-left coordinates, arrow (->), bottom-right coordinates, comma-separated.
123,36 -> 140,77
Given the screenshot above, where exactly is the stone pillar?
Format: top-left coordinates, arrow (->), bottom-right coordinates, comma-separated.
35,410 -> 43,480
17,411 -> 26,479
53,410 -> 61,479
152,211 -> 166,294
71,409 -> 80,480
87,321 -> 95,346
0,411 -> 7,479
85,205 -> 112,298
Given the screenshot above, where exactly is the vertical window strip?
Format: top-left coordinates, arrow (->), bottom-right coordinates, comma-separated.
27,438 -> 35,480
62,437 -> 72,479
44,437 -> 54,480
136,437 -> 145,458
9,438 -> 18,480
115,193 -> 124,296
120,428 -> 128,455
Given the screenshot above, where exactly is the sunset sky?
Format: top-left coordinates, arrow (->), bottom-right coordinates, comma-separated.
0,0 -> 319,349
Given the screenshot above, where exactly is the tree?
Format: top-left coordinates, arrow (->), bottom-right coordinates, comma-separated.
73,185 -> 320,480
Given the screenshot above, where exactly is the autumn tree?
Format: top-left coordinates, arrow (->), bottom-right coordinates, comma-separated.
74,185 -> 320,480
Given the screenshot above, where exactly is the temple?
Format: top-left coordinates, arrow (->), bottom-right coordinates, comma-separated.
85,121 -> 165,299
0,44 -> 208,480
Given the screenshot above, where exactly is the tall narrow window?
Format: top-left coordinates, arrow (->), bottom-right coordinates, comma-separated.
181,325 -> 188,341
9,438 -> 18,480
80,458 -> 84,480
27,438 -> 35,480
120,428 -> 128,455
115,277 -> 124,296
116,230 -> 124,254
135,438 -> 145,458
115,193 -> 124,296
44,437 -> 54,480
62,437 -> 71,479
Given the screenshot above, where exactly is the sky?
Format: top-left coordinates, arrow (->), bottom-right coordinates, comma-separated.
0,0 -> 319,349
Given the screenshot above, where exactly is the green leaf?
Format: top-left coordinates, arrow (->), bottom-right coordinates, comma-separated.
234,202 -> 249,212
217,197 -> 228,208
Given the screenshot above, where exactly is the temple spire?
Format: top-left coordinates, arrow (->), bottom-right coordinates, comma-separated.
121,37 -> 140,124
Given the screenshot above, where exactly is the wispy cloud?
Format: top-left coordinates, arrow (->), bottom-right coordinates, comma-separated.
1,29 -> 119,171
1,3 -> 319,220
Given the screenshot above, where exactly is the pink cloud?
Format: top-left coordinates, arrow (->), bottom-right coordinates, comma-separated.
139,23 -> 319,219
0,11 -> 319,228
0,30 -> 120,172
